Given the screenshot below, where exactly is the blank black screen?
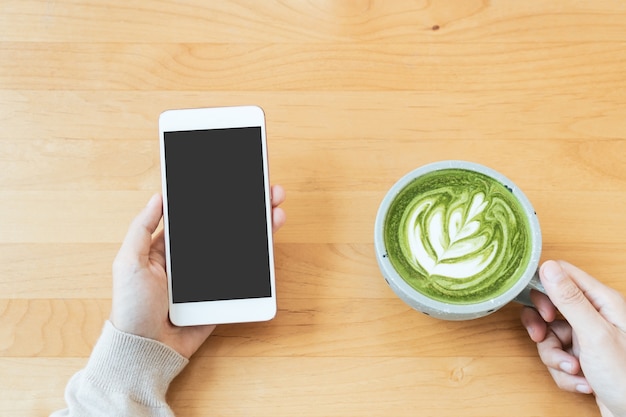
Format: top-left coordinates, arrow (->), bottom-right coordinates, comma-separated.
164,127 -> 272,303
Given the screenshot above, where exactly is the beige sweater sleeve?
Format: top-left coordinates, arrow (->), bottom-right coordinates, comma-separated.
51,321 -> 189,417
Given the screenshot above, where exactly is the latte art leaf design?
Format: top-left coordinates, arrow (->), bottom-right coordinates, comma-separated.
384,169 -> 532,305
404,192 -> 498,280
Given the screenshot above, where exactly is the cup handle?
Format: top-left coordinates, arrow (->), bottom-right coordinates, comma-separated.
513,269 -> 546,307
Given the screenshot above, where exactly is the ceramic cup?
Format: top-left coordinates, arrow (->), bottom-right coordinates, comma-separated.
374,160 -> 544,320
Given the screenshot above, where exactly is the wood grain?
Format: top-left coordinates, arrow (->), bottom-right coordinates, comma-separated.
1,0 -> 626,43
2,0 -> 625,416
2,42 -> 626,92
0,356 -> 598,417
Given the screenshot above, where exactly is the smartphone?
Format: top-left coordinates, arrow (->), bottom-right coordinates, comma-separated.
159,105 -> 276,326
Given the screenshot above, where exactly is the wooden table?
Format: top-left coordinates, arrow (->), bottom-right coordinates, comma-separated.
2,1 -> 625,416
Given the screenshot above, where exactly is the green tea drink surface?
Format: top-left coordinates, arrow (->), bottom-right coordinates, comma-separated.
384,169 -> 532,305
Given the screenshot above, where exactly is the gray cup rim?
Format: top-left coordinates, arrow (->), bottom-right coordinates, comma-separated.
374,160 -> 542,320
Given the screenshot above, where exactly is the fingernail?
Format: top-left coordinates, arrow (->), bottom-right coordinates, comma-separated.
559,362 -> 573,373
576,384 -> 592,394
542,261 -> 564,283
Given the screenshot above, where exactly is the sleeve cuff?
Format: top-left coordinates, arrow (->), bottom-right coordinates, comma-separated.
82,321 -> 189,408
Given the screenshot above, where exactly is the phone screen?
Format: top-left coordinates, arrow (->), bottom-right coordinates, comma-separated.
163,126 -> 272,304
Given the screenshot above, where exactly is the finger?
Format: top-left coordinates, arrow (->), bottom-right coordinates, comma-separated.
272,207 -> 287,233
270,184 -> 286,208
530,289 -> 558,323
536,324 -> 577,371
558,261 -> 626,330
150,228 -> 167,268
528,315 -> 592,394
547,320 -> 575,349
119,194 -> 163,259
539,260 -> 606,336
152,228 -> 165,252
546,366 -> 593,394
520,306 -> 548,343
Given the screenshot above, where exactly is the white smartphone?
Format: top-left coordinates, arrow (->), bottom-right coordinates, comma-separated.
159,105 -> 277,326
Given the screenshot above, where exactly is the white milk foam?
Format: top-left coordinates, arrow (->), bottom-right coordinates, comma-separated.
406,193 -> 497,279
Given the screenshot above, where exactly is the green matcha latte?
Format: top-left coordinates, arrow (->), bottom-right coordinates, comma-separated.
383,168 -> 533,305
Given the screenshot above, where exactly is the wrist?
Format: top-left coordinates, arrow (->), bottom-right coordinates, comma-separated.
83,321 -> 189,407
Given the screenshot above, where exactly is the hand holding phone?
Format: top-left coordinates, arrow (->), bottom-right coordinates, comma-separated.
159,105 -> 277,326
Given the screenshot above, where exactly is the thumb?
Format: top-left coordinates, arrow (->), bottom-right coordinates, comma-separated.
539,260 -> 604,334
118,194 -> 163,260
